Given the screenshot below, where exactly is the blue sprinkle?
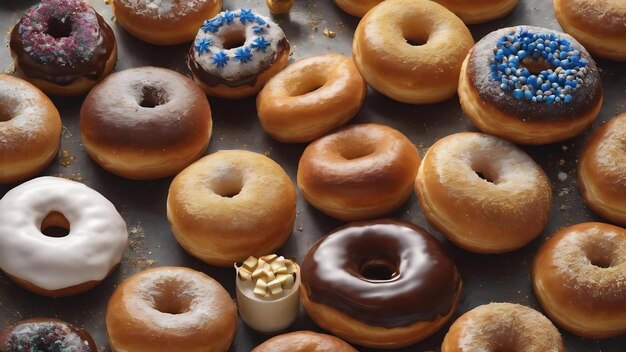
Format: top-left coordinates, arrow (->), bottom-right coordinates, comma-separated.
537,43 -> 545,51
240,9 -> 256,24
527,75 -> 538,87
564,94 -> 573,103
559,51 -> 568,60
565,80 -> 577,88
212,51 -> 229,68
253,26 -> 265,34
194,38 -> 212,54
524,90 -> 533,100
255,16 -> 267,25
513,89 -> 524,100
517,50 -> 527,60
234,47 -> 253,63
546,95 -> 555,104
548,74 -> 558,83
541,82 -> 551,91
251,37 -> 270,52
202,17 -> 223,33
222,10 -> 235,24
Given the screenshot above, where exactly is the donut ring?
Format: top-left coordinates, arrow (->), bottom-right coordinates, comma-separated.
297,124 -> 420,221
301,220 -> 461,348
188,9 -> 290,99
257,54 -> 367,143
252,331 -> 357,352
0,318 -> 98,352
578,114 -> 626,225
332,0 -> 382,17
459,26 -> 603,144
434,0 -> 519,24
0,74 -> 61,184
0,176 -> 128,297
80,67 -> 213,180
106,267 -> 237,352
554,0 -> 626,61
167,150 -> 296,266
441,303 -> 564,352
532,222 -> 626,339
9,0 -> 117,96
415,132 -> 552,253
353,0 -> 473,104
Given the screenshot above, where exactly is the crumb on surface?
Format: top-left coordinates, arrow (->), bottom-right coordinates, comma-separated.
323,27 -> 336,38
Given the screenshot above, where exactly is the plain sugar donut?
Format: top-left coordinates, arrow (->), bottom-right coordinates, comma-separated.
532,222 -> 626,339
106,266 -> 237,352
257,53 -> 366,143
352,0 -> 473,104
0,176 -> 128,297
415,132 -> 552,253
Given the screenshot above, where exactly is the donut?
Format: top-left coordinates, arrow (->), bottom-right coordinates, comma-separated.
441,303 -> 564,352
353,0 -> 473,104
0,318 -> 97,352
553,0 -> 626,61
0,176 -> 128,297
332,0 -> 382,17
252,331 -> 357,352
106,267 -> 237,352
532,222 -> 626,339
0,74 -> 61,184
266,0 -> 294,15
257,54 -> 367,143
167,150 -> 296,266
415,132 -> 552,253
112,0 -> 222,45
434,0 -> 519,24
459,26 -> 603,144
80,67 -> 212,180
300,220 -> 462,348
9,0 -> 117,96
297,123 -> 420,221
579,114 -> 626,225
187,9 -> 290,99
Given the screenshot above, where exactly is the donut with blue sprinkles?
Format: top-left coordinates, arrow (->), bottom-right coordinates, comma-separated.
187,9 -> 290,99
459,26 -> 602,144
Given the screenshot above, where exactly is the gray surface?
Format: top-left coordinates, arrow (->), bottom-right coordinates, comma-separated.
1,0 -> 625,351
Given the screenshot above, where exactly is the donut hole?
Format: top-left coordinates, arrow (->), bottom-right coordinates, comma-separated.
40,211 -> 70,238
475,171 -> 495,184
402,22 -> 429,47
289,76 -> 326,97
222,31 -> 247,50
152,283 -> 193,315
138,85 -> 169,108
0,106 -> 12,122
360,259 -> 397,281
212,171 -> 243,198
521,57 -> 551,75
585,243 -> 614,269
46,17 -> 73,39
337,141 -> 377,160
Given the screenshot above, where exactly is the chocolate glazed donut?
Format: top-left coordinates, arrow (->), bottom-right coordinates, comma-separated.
300,219 -> 462,348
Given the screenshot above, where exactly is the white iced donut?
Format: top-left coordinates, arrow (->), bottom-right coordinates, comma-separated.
0,176 -> 128,297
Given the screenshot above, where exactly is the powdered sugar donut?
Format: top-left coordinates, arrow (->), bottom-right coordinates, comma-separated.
0,176 -> 128,297
187,9 -> 290,99
9,0 -> 117,96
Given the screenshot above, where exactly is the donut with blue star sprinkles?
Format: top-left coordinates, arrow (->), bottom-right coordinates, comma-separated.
188,9 -> 290,99
459,26 -> 603,145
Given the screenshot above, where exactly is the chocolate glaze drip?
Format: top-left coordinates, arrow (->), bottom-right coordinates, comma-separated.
468,26 -> 602,122
301,220 -> 461,328
10,12 -> 116,87
187,38 -> 289,88
0,318 -> 97,352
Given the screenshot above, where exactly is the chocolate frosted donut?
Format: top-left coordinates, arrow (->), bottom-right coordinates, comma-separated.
459,26 -> 602,144
300,220 -> 461,348
0,318 -> 97,352
10,0 -> 117,96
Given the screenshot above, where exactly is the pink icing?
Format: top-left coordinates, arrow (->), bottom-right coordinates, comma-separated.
18,0 -> 101,66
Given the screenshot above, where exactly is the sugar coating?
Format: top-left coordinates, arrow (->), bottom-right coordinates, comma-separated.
593,116 -> 626,179
191,9 -> 287,81
5,321 -> 91,352
18,0 -> 100,65
117,0 -> 217,19
0,79 -> 49,145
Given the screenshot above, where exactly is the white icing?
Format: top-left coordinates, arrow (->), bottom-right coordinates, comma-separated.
0,176 -> 128,290
116,0 -> 218,19
191,9 -> 287,81
0,78 -> 48,145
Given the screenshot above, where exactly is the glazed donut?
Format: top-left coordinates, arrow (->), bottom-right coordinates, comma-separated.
9,0 -> 117,96
188,9 -> 290,99
0,176 -> 128,297
106,267 -> 237,352
297,124 -> 420,221
579,114 -> 626,225
167,150 -> 296,266
333,0 -> 382,17
441,303 -> 564,352
554,0 -> 626,61
532,222 -> 626,339
80,67 -> 212,180
415,132 -> 552,253
252,331 -> 357,352
353,0 -> 473,104
0,75 -> 61,184
434,0 -> 519,24
257,54 -> 367,143
0,318 -> 97,352
301,220 -> 462,348
113,0 -> 222,45
459,26 -> 603,144
266,0 -> 295,15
